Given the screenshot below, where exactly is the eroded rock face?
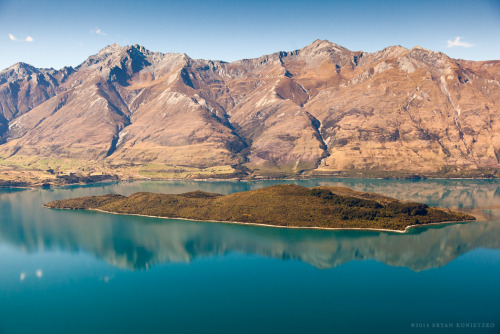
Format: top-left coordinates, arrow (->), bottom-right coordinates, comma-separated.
0,40 -> 499,176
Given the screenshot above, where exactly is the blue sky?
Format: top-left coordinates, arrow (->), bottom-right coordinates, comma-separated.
0,0 -> 499,70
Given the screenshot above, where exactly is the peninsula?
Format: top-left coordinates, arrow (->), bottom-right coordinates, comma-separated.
45,184 -> 475,232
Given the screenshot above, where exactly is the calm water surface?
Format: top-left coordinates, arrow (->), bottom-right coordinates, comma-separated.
0,179 -> 499,333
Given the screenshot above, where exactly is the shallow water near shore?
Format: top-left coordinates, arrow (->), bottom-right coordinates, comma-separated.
1,179 -> 499,333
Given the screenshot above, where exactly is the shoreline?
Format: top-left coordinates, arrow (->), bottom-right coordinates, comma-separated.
44,206 -> 475,234
5,175 -> 500,190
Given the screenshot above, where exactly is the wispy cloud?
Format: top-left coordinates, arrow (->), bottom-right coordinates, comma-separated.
91,28 -> 107,36
447,37 -> 473,48
9,34 -> 34,42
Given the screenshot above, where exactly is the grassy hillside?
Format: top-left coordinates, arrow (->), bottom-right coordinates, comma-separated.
45,184 -> 475,231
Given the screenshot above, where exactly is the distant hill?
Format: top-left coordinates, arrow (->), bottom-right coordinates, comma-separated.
1,40 -> 499,183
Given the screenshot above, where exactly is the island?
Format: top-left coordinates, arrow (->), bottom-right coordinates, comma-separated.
44,184 -> 475,232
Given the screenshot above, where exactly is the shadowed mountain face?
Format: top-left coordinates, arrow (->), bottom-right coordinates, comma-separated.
0,41 -> 499,176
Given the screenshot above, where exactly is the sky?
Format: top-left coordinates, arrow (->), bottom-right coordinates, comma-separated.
0,0 -> 499,70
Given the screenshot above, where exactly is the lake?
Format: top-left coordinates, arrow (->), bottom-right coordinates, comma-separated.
0,179 -> 499,333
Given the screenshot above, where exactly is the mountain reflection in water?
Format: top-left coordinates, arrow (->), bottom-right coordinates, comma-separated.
0,179 -> 499,271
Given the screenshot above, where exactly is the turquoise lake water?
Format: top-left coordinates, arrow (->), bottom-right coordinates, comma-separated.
0,179 -> 499,333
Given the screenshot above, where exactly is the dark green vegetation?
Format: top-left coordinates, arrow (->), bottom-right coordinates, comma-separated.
0,180 -> 30,188
45,185 -> 475,231
312,167 -> 500,179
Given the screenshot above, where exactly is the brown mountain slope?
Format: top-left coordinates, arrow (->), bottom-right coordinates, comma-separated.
0,40 -> 499,183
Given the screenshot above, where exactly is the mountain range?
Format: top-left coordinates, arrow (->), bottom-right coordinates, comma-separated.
1,40 -> 499,183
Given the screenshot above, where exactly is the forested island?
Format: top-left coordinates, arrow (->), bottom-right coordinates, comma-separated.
45,184 -> 475,232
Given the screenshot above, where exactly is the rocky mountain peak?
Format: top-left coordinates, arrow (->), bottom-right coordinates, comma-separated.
0,62 -> 41,85
368,45 -> 409,64
78,43 -> 152,76
407,45 -> 448,68
311,39 -> 343,49
1,62 -> 38,75
98,43 -> 124,55
380,45 -> 408,56
300,39 -> 349,55
129,44 -> 150,54
97,43 -> 152,58
296,39 -> 354,68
